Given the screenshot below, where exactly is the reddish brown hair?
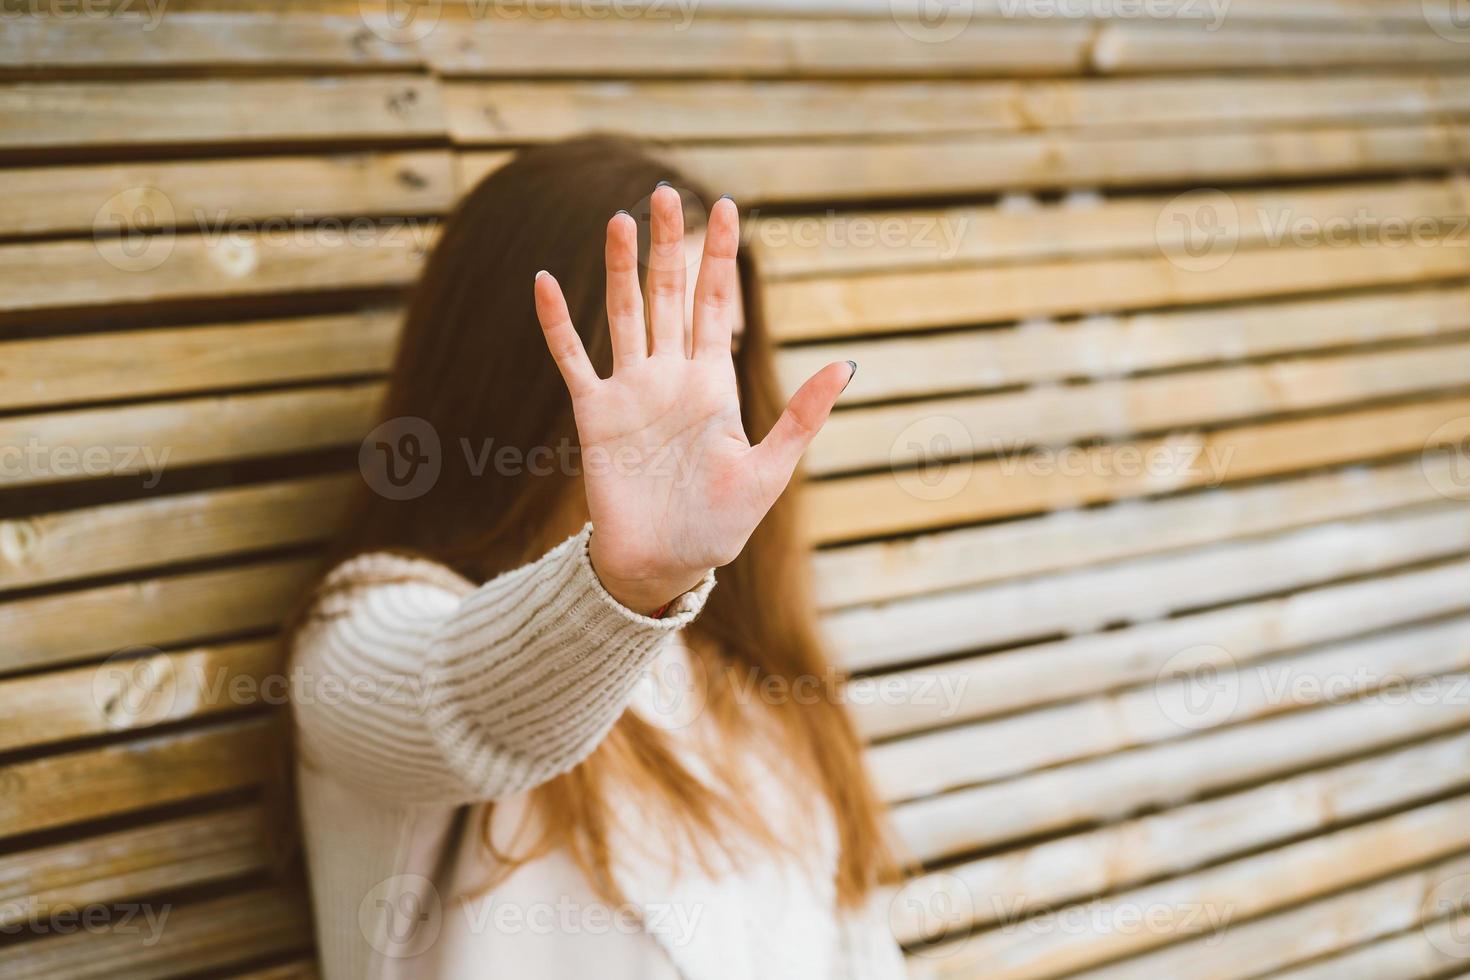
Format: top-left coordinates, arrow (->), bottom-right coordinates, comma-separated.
295,135 -> 898,907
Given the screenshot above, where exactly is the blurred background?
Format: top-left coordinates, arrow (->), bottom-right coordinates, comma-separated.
4,0 -> 1470,977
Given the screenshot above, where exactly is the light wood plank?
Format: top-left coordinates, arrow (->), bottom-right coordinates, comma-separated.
1067,850 -> 1470,980
818,458 -> 1450,609
0,639 -> 283,752
1095,21 -> 1470,72
0,12 -> 422,70
0,885 -> 310,980
767,238 -> 1470,340
0,153 -> 453,238
893,731 -> 1470,938
0,807 -> 265,928
0,233 -> 430,314
891,695 -> 1470,866
754,178 -> 1470,279
0,76 -> 445,151
424,16 -> 1091,77
908,797 -> 1470,977
804,395 -> 1470,544
1264,910 -> 1470,980
871,611 -> 1470,803
781,285 -> 1470,405
0,475 -> 354,591
833,504 -> 1470,673
1,558 -> 320,675
851,556 -> 1470,741
0,311 -> 398,411
0,719 -> 272,838
445,74 -> 1470,143
666,121 -> 1469,203
812,341 -> 1470,475
0,384 -> 382,489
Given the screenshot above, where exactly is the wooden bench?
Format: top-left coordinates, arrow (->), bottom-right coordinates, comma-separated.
4,2 -> 1470,976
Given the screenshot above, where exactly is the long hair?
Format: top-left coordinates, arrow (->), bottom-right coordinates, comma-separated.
288,135 -> 899,908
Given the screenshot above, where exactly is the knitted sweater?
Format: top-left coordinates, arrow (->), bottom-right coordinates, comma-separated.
290,523 -> 906,979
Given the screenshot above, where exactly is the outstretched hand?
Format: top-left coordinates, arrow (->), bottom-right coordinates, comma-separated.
533,186 -> 854,614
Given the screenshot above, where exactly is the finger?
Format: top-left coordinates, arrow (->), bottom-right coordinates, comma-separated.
691,195 -> 740,362
751,360 -> 856,500
605,211 -> 646,370
646,182 -> 687,357
534,271 -> 599,397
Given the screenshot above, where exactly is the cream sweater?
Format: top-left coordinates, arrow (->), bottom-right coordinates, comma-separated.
290,523 -> 906,979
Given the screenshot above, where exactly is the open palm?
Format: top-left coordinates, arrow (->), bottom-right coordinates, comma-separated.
533,186 -> 853,614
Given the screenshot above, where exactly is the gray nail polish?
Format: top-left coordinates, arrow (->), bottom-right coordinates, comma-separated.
656,180 -> 673,188
616,209 -> 630,216
719,194 -> 733,201
842,360 -> 858,392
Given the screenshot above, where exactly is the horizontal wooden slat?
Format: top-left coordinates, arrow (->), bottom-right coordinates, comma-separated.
768,238 -> 1470,340
0,152 -> 453,239
659,121 -> 1470,203
1,475 -> 354,591
423,16 -> 1091,77
0,12 -> 422,71
1265,909 -> 1470,980
894,730 -> 1470,939
0,383 -> 381,490
0,806 -> 265,927
812,340 -> 1470,475
910,797 -> 1470,978
0,312 -> 398,412
1095,22 -> 1470,72
0,719 -> 271,838
1067,848 -> 1470,980
818,458 -> 1450,609
833,503 -> 1470,673
1,558 -> 319,675
0,639 -> 282,753
755,178 -> 1470,279
891,694 -> 1470,863
781,285 -> 1470,405
852,556 -> 1470,741
0,233 -> 429,315
871,611 -> 1470,803
805,395 -> 1470,543
0,76 -> 445,151
0,885 -> 310,980
444,73 -> 1470,143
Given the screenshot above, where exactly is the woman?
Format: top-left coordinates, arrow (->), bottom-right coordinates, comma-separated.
289,136 -> 904,979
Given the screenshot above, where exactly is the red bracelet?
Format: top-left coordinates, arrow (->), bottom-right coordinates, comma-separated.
652,601 -> 672,619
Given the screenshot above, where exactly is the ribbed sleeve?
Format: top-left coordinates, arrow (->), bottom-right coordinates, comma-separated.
291,523 -> 715,804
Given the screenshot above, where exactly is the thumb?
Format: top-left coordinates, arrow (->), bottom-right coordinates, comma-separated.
751,360 -> 855,499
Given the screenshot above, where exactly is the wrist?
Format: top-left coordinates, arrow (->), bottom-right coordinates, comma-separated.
588,536 -> 707,617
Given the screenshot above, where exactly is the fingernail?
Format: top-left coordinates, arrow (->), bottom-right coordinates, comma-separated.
656,180 -> 673,189
843,360 -> 858,392
535,270 -> 549,281
719,194 -> 733,202
615,209 -> 630,217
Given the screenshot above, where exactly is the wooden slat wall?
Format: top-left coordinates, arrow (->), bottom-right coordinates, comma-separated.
3,2 -> 1469,977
